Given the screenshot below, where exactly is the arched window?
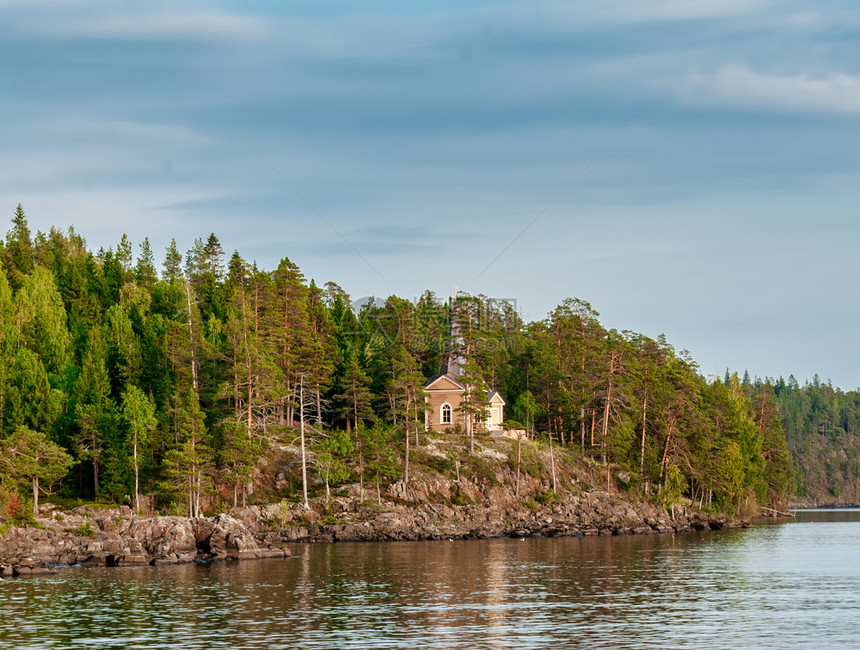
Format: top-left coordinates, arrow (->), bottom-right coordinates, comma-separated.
441,403 -> 452,425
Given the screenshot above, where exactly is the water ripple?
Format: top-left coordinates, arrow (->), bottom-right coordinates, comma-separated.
2,512 -> 860,648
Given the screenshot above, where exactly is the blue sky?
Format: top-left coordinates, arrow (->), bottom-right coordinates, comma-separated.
2,1 -> 860,388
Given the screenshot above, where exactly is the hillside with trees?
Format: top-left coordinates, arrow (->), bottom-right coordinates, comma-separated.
0,204 -> 793,523
763,375 -> 860,504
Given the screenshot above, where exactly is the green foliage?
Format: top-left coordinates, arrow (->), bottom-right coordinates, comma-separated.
160,389 -> 214,517
0,206 -> 798,515
461,453 -> 499,486
76,521 -> 94,536
121,385 -> 157,512
276,498 -> 291,528
360,424 -> 400,486
0,426 -> 74,515
662,464 -> 687,507
535,490 -> 559,506
319,512 -> 339,526
2,489 -> 24,522
772,376 -> 860,503
416,452 -> 456,476
506,440 -> 542,478
448,483 -> 472,506
315,429 -> 354,500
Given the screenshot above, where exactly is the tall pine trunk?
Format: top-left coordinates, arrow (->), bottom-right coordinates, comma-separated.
300,376 -> 309,509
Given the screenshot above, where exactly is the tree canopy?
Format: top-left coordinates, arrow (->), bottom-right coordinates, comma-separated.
0,205 -> 801,516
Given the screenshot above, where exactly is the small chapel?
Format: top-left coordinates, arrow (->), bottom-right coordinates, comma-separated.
423,343 -> 505,435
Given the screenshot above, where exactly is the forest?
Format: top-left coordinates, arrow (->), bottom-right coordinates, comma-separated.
0,204 -> 795,520
766,375 -> 860,503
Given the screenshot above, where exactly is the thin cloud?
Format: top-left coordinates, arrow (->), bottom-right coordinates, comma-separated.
683,64 -> 860,114
43,118 -> 214,145
520,0 -> 770,30
0,119 -> 214,186
622,0 -> 771,22
9,4 -> 268,42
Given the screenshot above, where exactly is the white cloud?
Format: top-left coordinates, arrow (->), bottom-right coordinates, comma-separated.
682,64 -> 860,114
612,0 -> 770,22
0,118 -> 214,187
39,118 -> 213,144
0,185 -> 236,249
65,11 -> 267,41
4,2 -> 268,42
0,0 -> 88,6
519,0 -> 770,30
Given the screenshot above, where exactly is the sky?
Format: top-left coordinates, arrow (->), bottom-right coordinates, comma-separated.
2,1 -> 860,388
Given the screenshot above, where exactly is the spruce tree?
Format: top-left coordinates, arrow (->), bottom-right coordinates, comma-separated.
135,237 -> 157,287
162,389 -> 213,517
163,238 -> 183,281
5,203 -> 34,289
73,328 -> 113,497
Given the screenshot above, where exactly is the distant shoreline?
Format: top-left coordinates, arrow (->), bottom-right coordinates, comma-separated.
789,503 -> 860,509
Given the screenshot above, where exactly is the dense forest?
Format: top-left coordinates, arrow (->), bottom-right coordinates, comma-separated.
0,204 -> 795,521
763,375 -> 860,503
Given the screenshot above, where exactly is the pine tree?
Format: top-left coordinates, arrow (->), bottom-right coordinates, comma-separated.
205,233 -> 225,281
458,354 -> 488,454
386,346 -> 427,482
185,237 -> 206,285
0,425 -> 74,516
267,257 -> 313,427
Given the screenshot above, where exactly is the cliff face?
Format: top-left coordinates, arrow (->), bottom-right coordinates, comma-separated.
0,438 -> 749,577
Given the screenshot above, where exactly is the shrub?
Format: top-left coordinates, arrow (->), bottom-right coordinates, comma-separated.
535,490 -> 559,507
5,491 -> 36,526
416,453 -> 455,476
462,455 -> 499,485
6,490 -> 24,519
507,442 -> 543,478
76,521 -> 95,536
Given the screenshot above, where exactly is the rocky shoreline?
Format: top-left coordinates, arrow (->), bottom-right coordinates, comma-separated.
248,482 -> 750,545
0,479 -> 749,578
0,507 -> 289,578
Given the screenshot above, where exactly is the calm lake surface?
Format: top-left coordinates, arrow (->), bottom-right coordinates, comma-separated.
1,509 -> 859,648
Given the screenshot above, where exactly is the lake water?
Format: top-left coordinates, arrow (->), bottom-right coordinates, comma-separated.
1,509 -> 859,648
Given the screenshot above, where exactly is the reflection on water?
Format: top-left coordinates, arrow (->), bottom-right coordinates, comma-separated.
2,510 -> 860,648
